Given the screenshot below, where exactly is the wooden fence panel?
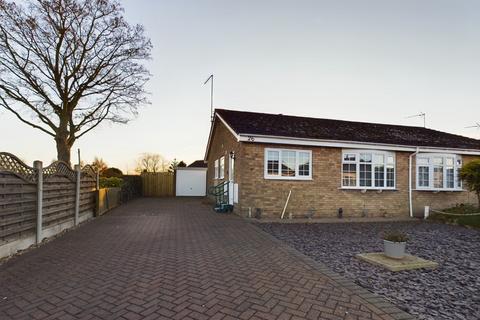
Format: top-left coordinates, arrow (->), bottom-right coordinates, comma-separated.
0,172 -> 36,244
0,152 -> 98,254
141,172 -> 174,197
42,175 -> 76,228
80,172 -> 96,218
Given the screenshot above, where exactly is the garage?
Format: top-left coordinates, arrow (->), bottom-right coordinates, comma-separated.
175,167 -> 207,197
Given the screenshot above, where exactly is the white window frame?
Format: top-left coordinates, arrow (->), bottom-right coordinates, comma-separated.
264,148 -> 312,180
214,159 -> 219,179
341,150 -> 396,190
219,156 -> 225,179
415,153 -> 463,191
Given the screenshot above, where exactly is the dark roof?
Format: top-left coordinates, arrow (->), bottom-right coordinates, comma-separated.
216,109 -> 480,150
188,160 -> 207,168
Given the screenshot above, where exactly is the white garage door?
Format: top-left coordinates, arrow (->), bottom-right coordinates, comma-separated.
176,168 -> 207,196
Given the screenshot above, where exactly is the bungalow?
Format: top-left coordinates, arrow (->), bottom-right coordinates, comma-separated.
205,109 -> 480,218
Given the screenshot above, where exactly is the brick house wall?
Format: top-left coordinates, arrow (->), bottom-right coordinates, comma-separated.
206,120 -> 242,192
207,120 -> 479,218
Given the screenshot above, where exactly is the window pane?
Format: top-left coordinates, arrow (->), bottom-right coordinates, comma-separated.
342,163 -> 357,186
433,157 -> 443,165
417,158 -> 429,165
446,167 -> 454,188
343,153 -> 356,162
446,158 -> 454,166
281,151 -> 296,177
359,163 -> 372,187
360,153 -> 372,163
433,166 -> 443,188
418,166 -> 429,187
456,158 -> 462,188
457,168 -> 462,188
219,157 -> 225,179
374,164 -> 385,187
386,167 -> 395,187
373,154 -> 385,164
214,160 -> 219,179
298,152 -> 310,176
267,151 -> 279,175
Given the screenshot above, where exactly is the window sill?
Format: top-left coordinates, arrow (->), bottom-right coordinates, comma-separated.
414,188 -> 464,192
339,187 -> 397,191
264,176 -> 313,181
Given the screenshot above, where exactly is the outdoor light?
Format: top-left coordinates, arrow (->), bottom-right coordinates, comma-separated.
338,208 -> 343,219
229,151 -> 235,159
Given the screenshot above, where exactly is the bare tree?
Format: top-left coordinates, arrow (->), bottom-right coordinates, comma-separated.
168,158 -> 186,172
0,0 -> 151,165
135,153 -> 168,173
91,156 -> 107,173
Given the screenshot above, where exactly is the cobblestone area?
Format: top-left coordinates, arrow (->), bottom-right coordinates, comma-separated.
0,198 -> 413,320
258,221 -> 480,320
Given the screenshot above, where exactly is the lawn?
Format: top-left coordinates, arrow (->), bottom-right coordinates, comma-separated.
257,221 -> 480,320
427,204 -> 480,228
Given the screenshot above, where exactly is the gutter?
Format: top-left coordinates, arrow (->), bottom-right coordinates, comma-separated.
237,134 -> 480,155
408,147 -> 420,218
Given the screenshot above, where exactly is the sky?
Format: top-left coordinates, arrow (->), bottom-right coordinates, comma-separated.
1,0 -> 479,173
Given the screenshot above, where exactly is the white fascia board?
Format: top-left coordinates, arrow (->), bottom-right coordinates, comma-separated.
238,134 -> 480,155
204,114 -> 241,161
176,167 -> 207,171
203,123 -> 215,161
216,114 -> 240,141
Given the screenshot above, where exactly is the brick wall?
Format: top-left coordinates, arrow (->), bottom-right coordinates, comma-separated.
238,144 -> 413,218
206,120 -> 479,218
206,120 -> 242,194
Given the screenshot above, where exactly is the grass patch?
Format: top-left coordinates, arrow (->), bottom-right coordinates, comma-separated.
429,204 -> 480,228
442,204 -> 479,215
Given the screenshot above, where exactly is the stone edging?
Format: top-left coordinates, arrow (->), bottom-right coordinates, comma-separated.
247,217 -> 418,224
248,221 -> 417,320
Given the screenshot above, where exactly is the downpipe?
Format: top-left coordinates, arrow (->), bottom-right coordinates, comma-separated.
408,147 -> 420,218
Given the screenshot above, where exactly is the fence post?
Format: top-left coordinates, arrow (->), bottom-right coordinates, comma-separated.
34,161 -> 43,244
96,170 -> 100,190
74,165 -> 81,226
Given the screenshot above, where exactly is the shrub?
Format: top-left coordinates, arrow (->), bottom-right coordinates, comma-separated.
460,160 -> 480,209
120,175 -> 142,202
383,231 -> 409,242
101,167 -> 123,178
99,177 -> 123,188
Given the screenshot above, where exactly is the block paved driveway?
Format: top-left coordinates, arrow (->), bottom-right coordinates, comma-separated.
0,198 -> 413,320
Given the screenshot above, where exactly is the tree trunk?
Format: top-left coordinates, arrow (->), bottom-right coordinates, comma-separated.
55,135 -> 72,166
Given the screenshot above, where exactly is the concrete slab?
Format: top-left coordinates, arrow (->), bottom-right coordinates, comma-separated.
356,252 -> 438,272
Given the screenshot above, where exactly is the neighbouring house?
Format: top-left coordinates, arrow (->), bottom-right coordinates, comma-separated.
188,160 -> 207,168
205,109 -> 480,218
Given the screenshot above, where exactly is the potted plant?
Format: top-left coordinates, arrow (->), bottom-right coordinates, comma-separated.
383,231 -> 409,259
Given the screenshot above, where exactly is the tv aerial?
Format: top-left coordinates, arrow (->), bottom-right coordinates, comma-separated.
406,112 -> 426,128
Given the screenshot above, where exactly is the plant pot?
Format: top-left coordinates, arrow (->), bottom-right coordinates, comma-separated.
383,240 -> 406,259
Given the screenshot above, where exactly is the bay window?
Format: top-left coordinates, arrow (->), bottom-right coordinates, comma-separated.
342,150 -> 396,189
416,154 -> 462,190
265,148 -> 312,180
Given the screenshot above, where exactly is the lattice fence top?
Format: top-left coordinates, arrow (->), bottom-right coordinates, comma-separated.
0,152 -> 98,183
43,161 -> 76,182
81,165 -> 97,180
0,152 -> 36,182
